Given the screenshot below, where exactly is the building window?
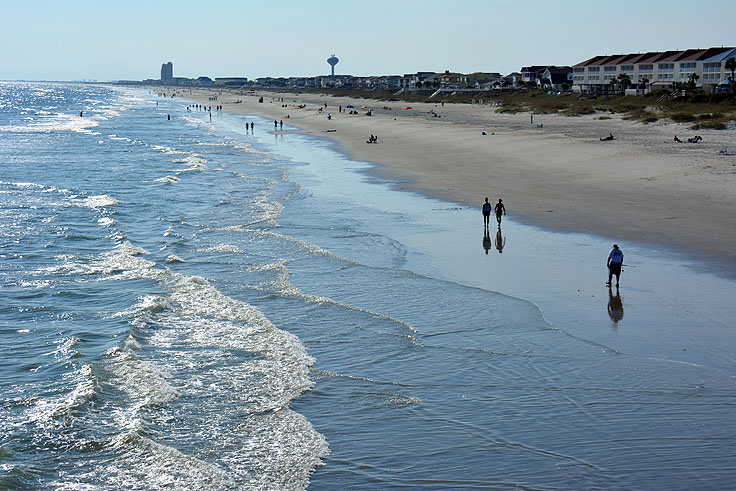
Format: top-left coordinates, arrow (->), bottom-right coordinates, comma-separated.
703,62 -> 721,73
621,65 -> 634,72
604,66 -> 617,72
658,63 -> 674,71
574,67 -> 584,73
657,73 -> 674,81
638,64 -> 653,72
679,62 -> 696,71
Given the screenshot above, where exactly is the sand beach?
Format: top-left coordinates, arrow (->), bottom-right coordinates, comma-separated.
179,87 -> 736,264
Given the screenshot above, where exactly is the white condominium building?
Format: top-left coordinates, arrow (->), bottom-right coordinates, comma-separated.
572,47 -> 736,93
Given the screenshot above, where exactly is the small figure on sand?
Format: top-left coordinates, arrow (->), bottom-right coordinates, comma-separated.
482,197 -> 491,227
674,135 -> 682,143
494,198 -> 506,226
251,122 -> 254,131
274,120 -> 278,129
279,120 -> 283,129
366,134 -> 378,144
600,133 -> 614,141
606,244 -> 624,287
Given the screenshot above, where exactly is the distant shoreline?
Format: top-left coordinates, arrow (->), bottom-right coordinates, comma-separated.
158,86 -> 736,265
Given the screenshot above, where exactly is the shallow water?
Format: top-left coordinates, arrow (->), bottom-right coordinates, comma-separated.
1,83 -> 734,490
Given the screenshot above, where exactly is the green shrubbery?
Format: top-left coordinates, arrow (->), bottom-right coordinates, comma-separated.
278,87 -> 735,128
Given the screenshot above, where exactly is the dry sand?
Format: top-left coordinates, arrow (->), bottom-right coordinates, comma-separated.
177,88 -> 736,261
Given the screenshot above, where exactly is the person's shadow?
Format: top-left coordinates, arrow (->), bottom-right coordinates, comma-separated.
495,227 -> 506,253
607,286 -> 624,325
482,228 -> 491,254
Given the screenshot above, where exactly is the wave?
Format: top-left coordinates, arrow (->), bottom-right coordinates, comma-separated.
0,112 -> 101,135
195,244 -> 244,254
77,194 -> 118,208
154,175 -> 182,184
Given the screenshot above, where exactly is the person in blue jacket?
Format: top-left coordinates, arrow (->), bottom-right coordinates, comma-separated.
482,197 -> 491,227
606,244 -> 624,287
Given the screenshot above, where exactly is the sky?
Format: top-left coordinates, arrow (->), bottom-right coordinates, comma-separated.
2,0 -> 735,81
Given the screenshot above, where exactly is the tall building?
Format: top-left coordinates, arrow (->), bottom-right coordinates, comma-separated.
161,62 -> 173,81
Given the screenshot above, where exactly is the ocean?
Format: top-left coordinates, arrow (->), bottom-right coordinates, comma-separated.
1,82 -> 734,490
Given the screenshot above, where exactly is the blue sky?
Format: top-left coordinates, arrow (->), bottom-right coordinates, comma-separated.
2,0 -> 735,81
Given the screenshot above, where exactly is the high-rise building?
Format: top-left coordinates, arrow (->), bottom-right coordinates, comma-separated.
161,62 -> 173,81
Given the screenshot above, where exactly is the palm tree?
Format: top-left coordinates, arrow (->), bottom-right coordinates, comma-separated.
687,72 -> 700,90
725,57 -> 736,95
616,73 -> 632,94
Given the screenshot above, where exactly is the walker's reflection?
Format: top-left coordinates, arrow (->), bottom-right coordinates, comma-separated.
607,286 -> 624,325
482,229 -> 491,254
495,227 -> 506,253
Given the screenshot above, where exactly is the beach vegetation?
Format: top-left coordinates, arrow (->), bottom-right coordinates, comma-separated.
276,85 -> 736,128
725,57 -> 736,95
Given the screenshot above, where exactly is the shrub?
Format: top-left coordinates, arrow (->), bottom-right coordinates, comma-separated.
692,121 -> 727,130
671,112 -> 696,122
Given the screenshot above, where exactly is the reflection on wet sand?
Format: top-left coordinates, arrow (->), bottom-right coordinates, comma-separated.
608,286 -> 624,324
495,226 -> 506,253
482,229 -> 491,254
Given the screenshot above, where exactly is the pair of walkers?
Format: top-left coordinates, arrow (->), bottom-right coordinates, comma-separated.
482,197 -> 505,227
481,197 -> 625,287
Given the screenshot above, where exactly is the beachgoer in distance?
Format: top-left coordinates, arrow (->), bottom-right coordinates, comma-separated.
251,122 -> 254,131
482,197 -> 491,227
494,199 -> 506,226
279,120 -> 283,129
606,244 -> 624,287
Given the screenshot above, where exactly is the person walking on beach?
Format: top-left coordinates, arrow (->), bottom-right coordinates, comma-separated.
482,197 -> 492,227
274,120 -> 278,130
251,122 -> 254,131
279,120 -> 283,129
606,244 -> 624,287
494,199 -> 506,226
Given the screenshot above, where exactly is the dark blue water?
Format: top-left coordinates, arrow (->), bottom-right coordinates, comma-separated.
1,82 -> 734,490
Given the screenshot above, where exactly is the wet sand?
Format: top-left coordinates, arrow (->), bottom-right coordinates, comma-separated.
179,88 -> 736,264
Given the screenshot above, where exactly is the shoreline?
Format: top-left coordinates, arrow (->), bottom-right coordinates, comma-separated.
174,87 -> 736,265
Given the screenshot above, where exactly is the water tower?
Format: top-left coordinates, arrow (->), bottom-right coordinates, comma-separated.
327,54 -> 339,77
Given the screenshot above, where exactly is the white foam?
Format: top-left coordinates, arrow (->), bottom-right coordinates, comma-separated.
154,175 -> 181,184
196,244 -> 244,254
24,364 -> 98,424
78,194 -> 118,208
176,154 -> 207,171
106,339 -> 179,407
0,112 -> 100,135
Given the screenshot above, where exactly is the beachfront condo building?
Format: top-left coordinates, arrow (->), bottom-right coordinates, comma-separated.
572,47 -> 736,93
